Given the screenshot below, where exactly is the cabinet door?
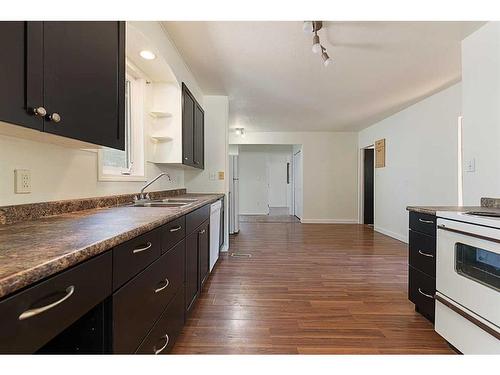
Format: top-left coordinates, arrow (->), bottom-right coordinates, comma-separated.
182,83 -> 195,166
42,22 -> 125,149
0,22 -> 43,131
185,231 -> 199,313
193,103 -> 204,168
198,221 -> 210,288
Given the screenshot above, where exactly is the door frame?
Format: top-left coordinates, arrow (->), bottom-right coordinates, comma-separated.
358,145 -> 375,224
292,148 -> 303,220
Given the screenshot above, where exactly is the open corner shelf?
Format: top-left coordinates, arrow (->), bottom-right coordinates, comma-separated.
149,110 -> 172,118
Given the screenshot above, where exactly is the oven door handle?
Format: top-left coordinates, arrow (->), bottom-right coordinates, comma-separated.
437,225 -> 500,244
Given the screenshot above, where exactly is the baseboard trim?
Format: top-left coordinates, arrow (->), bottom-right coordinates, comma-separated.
300,219 -> 359,224
374,226 -> 408,243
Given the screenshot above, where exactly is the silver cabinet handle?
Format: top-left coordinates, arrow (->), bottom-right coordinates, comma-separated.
418,218 -> 434,224
133,242 -> 152,254
154,334 -> 170,354
418,250 -> 434,258
32,106 -> 47,117
154,278 -> 170,293
418,288 -> 434,299
48,112 -> 61,123
170,225 -> 182,232
199,229 -> 206,235
18,285 -> 75,321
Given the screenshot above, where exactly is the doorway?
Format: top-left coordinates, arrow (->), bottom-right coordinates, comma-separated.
293,148 -> 303,220
363,148 -> 374,225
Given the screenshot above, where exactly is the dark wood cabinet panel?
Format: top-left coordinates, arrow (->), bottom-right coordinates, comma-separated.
408,265 -> 436,322
193,103 -> 204,168
409,211 -> 437,237
185,230 -> 199,313
186,204 -> 210,234
0,22 -> 43,131
408,229 -> 436,278
0,21 -> 124,149
42,22 -> 125,149
135,290 -> 184,354
181,82 -> 204,169
0,251 -> 112,354
112,227 -> 162,291
182,83 -> 195,166
161,216 -> 186,254
112,240 -> 185,353
198,220 -> 210,287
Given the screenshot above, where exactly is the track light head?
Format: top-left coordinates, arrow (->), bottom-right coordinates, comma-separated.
312,34 -> 322,54
303,21 -> 313,34
321,50 -> 333,67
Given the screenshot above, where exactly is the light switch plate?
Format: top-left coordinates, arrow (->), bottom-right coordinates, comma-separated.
218,171 -> 225,180
465,158 -> 475,172
14,169 -> 31,194
209,172 -> 216,181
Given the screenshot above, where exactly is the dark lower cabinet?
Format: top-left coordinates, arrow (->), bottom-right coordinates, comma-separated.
408,211 -> 437,323
0,21 -> 125,150
135,290 -> 184,354
185,219 -> 210,315
0,201 -> 218,354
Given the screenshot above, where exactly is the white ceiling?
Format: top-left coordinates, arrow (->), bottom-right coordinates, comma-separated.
162,21 -> 484,132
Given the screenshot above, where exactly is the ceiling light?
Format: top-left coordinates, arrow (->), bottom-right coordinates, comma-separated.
303,21 -> 313,34
321,50 -> 333,67
139,50 -> 156,60
312,34 -> 322,54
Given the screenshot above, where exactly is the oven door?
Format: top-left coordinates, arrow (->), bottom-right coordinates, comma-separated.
437,218 -> 500,328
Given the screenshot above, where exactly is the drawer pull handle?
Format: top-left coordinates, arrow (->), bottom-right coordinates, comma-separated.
418,218 -> 434,224
154,334 -> 170,354
18,285 -> 75,321
417,288 -> 434,300
133,242 -> 152,254
418,250 -> 434,258
154,278 -> 170,293
199,229 -> 206,235
170,225 -> 182,232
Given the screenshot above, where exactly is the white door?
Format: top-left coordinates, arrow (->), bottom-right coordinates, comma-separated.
293,150 -> 303,219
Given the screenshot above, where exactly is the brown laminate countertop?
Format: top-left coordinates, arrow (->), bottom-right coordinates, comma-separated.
0,193 -> 223,300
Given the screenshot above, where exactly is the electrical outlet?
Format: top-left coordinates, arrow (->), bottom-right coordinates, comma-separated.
465,158 -> 476,172
218,171 -> 225,180
14,169 -> 31,194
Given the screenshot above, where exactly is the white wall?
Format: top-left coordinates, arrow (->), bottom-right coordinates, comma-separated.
230,132 -> 358,223
461,22 -> 500,204
237,145 -> 293,215
358,83 -> 462,242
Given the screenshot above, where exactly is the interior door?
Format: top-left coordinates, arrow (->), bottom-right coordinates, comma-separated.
42,22 -> 125,149
182,84 -> 195,166
0,22 -> 43,131
193,103 -> 204,168
293,150 -> 303,219
363,148 -> 374,224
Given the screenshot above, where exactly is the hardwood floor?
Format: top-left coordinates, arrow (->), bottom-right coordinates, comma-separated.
171,223 -> 453,354
239,215 -> 300,223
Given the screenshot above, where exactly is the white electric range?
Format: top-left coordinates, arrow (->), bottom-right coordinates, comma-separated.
435,209 -> 500,354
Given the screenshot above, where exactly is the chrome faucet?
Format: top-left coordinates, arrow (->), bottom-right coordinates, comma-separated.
136,173 -> 172,201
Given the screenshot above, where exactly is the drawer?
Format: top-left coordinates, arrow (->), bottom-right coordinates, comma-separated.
112,239 -> 185,353
0,251 -> 112,354
186,204 -> 210,234
135,289 -> 184,354
409,211 -> 436,237
408,230 -> 436,277
113,227 -> 161,291
162,216 -> 186,254
408,266 -> 436,322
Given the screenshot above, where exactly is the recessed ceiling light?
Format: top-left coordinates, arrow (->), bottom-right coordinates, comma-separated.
139,50 -> 156,60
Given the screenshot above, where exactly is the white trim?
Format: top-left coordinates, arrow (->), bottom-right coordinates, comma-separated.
374,226 -> 408,243
300,219 -> 358,224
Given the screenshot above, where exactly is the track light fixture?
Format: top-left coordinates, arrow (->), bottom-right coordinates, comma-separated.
303,21 -> 333,67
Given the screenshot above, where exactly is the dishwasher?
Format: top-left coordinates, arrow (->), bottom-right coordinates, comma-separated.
209,200 -> 222,272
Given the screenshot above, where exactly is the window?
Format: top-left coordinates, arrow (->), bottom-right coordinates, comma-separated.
98,71 -> 145,181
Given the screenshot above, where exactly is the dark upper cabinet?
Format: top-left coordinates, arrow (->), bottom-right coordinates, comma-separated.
181,82 -> 204,169
182,85 -> 195,166
0,22 -> 43,131
193,103 -> 204,168
0,21 -> 125,150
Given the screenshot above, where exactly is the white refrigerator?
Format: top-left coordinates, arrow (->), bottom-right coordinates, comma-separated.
229,155 -> 240,234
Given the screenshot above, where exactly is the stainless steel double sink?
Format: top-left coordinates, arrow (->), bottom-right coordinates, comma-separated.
130,198 -> 198,208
